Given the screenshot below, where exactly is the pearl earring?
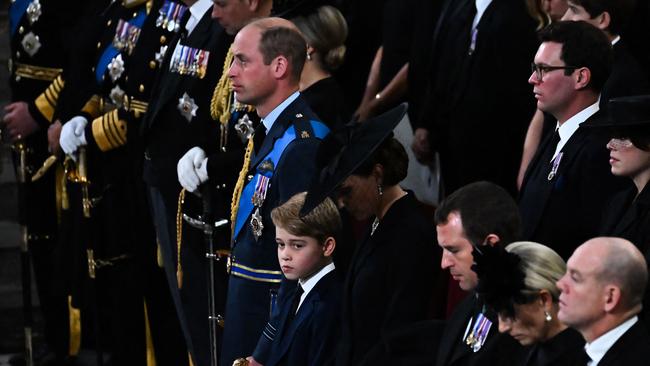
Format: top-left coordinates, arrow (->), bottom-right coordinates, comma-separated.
544,311 -> 552,322
377,184 -> 383,196
307,53 -> 312,61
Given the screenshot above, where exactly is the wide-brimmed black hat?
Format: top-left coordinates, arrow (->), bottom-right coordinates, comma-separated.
591,95 -> 650,128
300,103 -> 408,216
272,0 -> 331,19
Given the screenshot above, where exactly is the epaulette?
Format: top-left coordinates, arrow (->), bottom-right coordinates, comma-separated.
292,113 -> 315,139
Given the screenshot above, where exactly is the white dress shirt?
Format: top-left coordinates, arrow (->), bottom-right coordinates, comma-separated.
551,101 -> 599,161
585,316 -> 638,366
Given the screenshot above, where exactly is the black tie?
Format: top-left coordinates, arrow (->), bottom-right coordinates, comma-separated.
253,123 -> 267,155
287,284 -> 304,325
577,348 -> 591,366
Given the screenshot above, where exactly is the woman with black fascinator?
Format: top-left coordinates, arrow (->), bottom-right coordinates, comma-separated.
474,241 -> 585,366
301,104 -> 440,365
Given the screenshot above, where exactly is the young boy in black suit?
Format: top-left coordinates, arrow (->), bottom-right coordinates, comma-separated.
263,192 -> 342,366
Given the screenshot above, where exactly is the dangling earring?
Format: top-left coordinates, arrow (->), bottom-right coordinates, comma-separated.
377,184 -> 383,196
544,311 -> 552,322
306,52 -> 312,61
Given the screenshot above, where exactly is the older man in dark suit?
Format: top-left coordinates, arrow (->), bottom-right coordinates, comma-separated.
557,237 -> 650,365
518,21 -> 629,260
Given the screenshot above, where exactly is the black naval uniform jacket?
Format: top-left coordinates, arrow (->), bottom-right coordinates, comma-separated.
336,192 -> 440,366
518,111 -> 630,260
436,294 -> 525,366
140,6 -> 237,366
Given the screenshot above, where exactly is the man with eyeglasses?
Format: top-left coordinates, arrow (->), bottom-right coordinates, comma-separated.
519,20 -> 630,260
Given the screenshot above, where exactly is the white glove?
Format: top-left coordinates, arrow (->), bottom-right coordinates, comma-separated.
177,147 -> 209,192
59,116 -> 88,155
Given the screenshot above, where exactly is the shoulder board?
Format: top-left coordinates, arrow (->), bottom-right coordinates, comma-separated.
292,114 -> 329,140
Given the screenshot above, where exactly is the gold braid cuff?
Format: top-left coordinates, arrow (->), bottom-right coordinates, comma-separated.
176,189 -> 186,289
91,109 -> 127,151
34,75 -> 65,123
81,95 -> 102,119
230,137 -> 254,240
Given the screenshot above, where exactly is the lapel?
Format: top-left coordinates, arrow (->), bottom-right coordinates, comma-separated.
249,97 -> 304,172
437,295 -> 474,365
598,321 -> 646,366
520,113 -> 598,234
273,273 -> 332,363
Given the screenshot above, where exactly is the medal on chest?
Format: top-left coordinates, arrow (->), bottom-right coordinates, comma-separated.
547,152 -> 563,181
156,1 -> 187,32
250,174 -> 270,240
170,44 -> 210,79
463,312 -> 493,352
113,19 -> 142,55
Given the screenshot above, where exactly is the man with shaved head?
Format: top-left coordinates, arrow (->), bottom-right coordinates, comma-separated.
217,17 -> 330,365
557,237 -> 650,365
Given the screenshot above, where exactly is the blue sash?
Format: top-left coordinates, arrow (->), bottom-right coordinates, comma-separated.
233,120 -> 329,239
95,9 -> 147,84
9,0 -> 31,37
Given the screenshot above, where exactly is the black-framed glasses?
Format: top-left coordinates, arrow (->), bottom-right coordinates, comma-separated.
531,63 -> 579,80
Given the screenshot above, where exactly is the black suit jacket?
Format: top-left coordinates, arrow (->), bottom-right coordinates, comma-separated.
597,321 -> 650,366
265,270 -> 342,366
601,184 -> 650,329
336,193 -> 440,366
415,0 -> 538,195
436,294 -> 525,366
519,111 -> 630,259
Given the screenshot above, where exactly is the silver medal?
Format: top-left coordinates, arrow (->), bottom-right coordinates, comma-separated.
250,207 -> 264,240
234,114 -> 254,140
177,92 -> 198,122
155,45 -> 168,63
26,0 -> 42,24
109,85 -> 125,108
21,32 -> 41,57
108,54 -> 125,82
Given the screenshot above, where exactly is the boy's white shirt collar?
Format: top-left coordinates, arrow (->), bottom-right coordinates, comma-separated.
296,262 -> 335,311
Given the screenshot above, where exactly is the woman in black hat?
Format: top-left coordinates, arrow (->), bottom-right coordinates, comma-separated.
302,104 -> 441,365
599,95 -> 650,326
473,241 -> 585,366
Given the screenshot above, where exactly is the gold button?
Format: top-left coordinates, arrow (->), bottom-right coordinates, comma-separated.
149,61 -> 156,69
16,51 -> 20,58
247,175 -> 253,182
91,67 -> 95,72
97,41 -> 101,49
18,26 -> 24,34
160,35 -> 166,44
139,84 -> 144,93
125,76 -> 129,82
107,19 -> 112,26
133,12 -> 138,18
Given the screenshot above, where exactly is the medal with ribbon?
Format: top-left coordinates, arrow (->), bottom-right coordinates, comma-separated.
156,1 -> 187,32
170,44 -> 210,78
464,312 -> 492,352
113,19 -> 142,55
250,174 -> 270,240
547,152 -> 563,181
